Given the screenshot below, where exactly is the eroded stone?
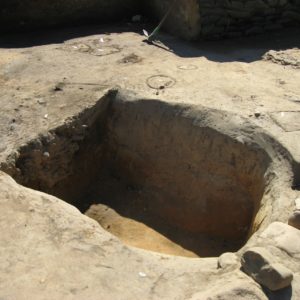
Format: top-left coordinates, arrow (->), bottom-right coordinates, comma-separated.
288,210 -> 300,230
241,247 -> 293,291
259,222 -> 300,259
218,252 -> 240,271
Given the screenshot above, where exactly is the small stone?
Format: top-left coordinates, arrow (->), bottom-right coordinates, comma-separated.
53,83 -> 64,92
295,198 -> 300,210
9,124 -> 16,131
218,252 -> 239,271
288,210 -> 300,230
254,112 -> 261,118
241,247 -> 293,291
37,98 -> 46,105
138,271 -> 147,278
43,152 -> 50,158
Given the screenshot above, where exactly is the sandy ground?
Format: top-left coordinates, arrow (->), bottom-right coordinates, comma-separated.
84,174 -> 244,258
0,26 -> 300,159
0,24 -> 300,256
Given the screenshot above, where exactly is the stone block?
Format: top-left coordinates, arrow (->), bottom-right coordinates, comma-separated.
241,247 -> 293,291
218,252 -> 240,271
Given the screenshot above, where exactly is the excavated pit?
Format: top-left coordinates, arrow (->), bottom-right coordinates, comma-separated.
3,89 -> 289,257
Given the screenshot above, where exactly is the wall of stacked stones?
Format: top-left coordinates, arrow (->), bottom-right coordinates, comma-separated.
0,0 -> 300,39
198,0 -> 300,39
147,0 -> 300,40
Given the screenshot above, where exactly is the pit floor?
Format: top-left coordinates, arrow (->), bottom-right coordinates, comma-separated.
84,175 -> 244,257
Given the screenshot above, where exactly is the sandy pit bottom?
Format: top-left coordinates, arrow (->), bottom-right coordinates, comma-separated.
84,175 -> 244,258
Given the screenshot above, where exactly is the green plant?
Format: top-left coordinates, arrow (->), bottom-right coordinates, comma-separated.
143,0 -> 177,41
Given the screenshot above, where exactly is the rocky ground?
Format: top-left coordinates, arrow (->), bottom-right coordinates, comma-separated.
0,24 -> 300,299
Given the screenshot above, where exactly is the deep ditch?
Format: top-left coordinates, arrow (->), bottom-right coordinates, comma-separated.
1,89 -> 296,257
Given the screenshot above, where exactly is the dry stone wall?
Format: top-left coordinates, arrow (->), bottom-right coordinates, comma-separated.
0,0 -> 139,32
0,0 -> 300,38
147,0 -> 300,39
198,0 -> 300,39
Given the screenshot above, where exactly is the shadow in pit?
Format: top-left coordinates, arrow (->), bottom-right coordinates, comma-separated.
292,162 -> 300,190
82,173 -> 246,258
144,27 -> 300,63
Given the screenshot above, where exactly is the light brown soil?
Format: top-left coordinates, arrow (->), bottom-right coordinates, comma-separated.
0,26 -> 300,169
84,173 -> 245,258
86,203 -> 200,257
0,25 -> 300,259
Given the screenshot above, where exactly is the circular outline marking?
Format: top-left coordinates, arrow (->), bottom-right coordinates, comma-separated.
146,75 -> 176,90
